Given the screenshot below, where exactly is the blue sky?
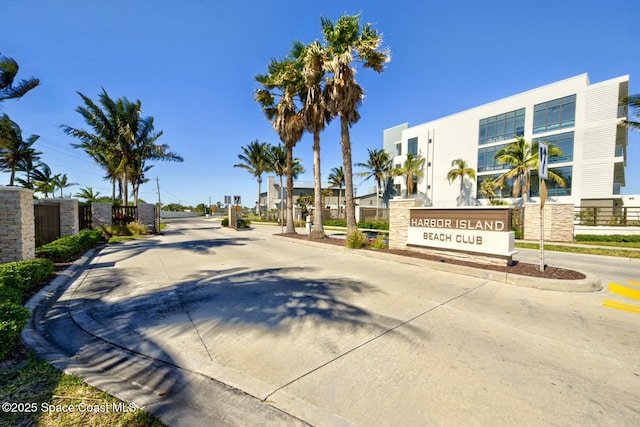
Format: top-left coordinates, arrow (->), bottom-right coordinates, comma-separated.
1,0 -> 638,207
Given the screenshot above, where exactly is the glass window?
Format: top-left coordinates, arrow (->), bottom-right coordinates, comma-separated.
479,108 -> 525,145
396,142 -> 402,156
531,166 -> 572,197
477,143 -> 510,173
533,95 -> 576,134
533,132 -> 574,164
408,137 -> 418,155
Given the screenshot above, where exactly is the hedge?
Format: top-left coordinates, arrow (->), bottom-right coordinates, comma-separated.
0,301 -> 30,359
0,258 -> 53,294
575,234 -> 640,243
36,229 -> 102,262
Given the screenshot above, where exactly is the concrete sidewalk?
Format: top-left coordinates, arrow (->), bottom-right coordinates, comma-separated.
23,218 -> 640,426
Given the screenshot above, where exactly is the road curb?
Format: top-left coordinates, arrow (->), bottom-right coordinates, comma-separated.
272,234 -> 602,292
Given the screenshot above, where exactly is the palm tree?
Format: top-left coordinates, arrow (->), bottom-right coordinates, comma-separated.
0,53 -> 40,102
494,136 -> 565,203
63,89 -> 181,206
298,40 -> 332,239
0,114 -> 40,186
621,94 -> 640,132
52,173 -> 77,197
32,163 -> 55,197
393,152 -> 425,198
356,148 -> 392,218
234,140 -> 273,217
446,158 -> 476,206
321,14 -> 390,234
268,143 -> 304,226
256,57 -> 305,233
74,186 -> 101,202
479,177 -> 498,202
327,166 -> 345,218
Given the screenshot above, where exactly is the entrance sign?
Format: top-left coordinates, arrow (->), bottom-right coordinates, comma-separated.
407,207 -> 516,258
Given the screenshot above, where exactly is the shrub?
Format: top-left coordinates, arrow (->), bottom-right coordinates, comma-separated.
36,230 -> 102,262
345,231 -> 368,249
127,222 -> 148,235
0,259 -> 54,293
221,218 -> 229,227
370,234 -> 388,249
0,301 -> 30,359
575,234 -> 640,243
357,221 -> 389,231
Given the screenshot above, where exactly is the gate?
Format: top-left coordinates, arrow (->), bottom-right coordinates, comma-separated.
79,205 -> 92,229
34,201 -> 60,247
112,205 -> 137,226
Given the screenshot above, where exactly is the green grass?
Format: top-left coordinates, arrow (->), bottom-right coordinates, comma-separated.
515,242 -> 640,258
0,349 -> 165,427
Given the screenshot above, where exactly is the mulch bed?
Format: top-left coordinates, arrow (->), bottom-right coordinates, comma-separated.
279,233 -> 586,280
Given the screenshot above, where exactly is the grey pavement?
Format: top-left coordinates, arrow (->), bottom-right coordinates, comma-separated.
23,217 -> 640,426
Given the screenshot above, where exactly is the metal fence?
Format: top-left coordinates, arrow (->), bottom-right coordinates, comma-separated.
359,207 -> 389,222
34,201 -> 60,247
79,205 -> 92,230
574,206 -> 640,226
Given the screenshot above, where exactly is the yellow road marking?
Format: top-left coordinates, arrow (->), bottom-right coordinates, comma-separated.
609,283 -> 640,301
627,280 -> 640,287
602,299 -> 640,314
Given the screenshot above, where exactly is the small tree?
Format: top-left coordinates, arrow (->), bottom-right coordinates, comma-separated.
392,152 -> 425,198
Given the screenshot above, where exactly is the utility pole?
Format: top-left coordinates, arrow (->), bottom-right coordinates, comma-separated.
156,177 -> 162,206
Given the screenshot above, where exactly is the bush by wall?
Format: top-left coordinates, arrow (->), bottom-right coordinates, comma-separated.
322,220 -> 389,230
36,229 -> 102,262
0,258 -> 54,294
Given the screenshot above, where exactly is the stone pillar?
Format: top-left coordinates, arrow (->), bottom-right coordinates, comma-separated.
524,203 -> 575,242
48,198 -> 79,237
138,203 -> 156,232
91,202 -> 112,228
389,199 -> 421,250
0,187 -> 35,263
228,204 -> 238,230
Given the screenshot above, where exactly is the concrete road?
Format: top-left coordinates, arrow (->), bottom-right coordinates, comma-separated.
25,218 -> 640,426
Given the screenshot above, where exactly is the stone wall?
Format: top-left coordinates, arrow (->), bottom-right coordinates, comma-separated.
48,198 -> 78,237
0,187 -> 35,263
389,199 -> 421,249
524,203 -> 574,242
91,203 -> 112,228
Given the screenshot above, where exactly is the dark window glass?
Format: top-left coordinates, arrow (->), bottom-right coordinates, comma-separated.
533,95 -> 576,134
533,132 -> 574,164
479,108 -> 525,145
408,137 -> 418,155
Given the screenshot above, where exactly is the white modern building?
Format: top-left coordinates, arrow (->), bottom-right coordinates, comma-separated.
384,74 -> 630,208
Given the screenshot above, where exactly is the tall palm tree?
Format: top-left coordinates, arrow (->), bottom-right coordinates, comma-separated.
327,166 -> 345,218
393,152 -> 425,198
268,143 -> 304,226
0,53 -> 40,102
446,158 -> 476,206
494,136 -> 565,203
0,114 -> 40,186
321,14 -> 390,234
63,89 -> 181,206
356,148 -> 392,218
298,40 -> 332,239
621,94 -> 640,132
234,140 -> 273,217
256,57 -> 305,233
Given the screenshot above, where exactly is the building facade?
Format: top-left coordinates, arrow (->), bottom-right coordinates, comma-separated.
384,74 -> 629,207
